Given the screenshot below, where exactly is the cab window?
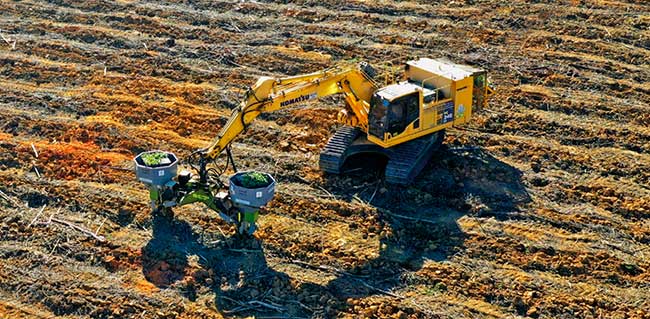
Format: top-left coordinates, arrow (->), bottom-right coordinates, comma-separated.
387,92 -> 419,135
369,92 -> 420,138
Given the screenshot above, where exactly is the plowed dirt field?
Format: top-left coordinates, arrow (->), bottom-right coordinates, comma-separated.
1,1 -> 649,318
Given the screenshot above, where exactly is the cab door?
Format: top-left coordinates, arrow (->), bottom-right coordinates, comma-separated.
386,92 -> 419,135
369,92 -> 420,139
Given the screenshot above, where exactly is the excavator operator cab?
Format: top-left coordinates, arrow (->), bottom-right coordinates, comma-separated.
368,83 -> 420,139
368,58 -> 489,146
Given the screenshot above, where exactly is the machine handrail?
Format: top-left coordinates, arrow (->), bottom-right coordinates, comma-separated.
421,75 -> 452,105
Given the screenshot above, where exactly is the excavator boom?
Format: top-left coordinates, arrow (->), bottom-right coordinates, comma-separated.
202,63 -> 378,159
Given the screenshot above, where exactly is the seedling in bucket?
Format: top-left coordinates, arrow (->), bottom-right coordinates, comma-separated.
229,171 -> 276,235
134,149 -> 275,236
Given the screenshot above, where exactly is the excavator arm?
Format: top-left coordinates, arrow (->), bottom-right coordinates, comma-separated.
201,63 -> 378,160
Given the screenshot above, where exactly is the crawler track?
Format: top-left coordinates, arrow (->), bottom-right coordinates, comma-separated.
319,126 -> 361,174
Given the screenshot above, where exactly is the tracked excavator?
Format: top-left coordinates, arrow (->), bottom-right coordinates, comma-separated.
134,58 -> 491,235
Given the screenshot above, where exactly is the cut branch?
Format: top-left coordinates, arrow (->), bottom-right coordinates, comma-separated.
0,29 -> 12,45
33,165 -> 41,178
380,208 -> 440,225
31,143 -> 39,158
38,217 -> 106,241
28,205 -> 47,227
0,189 -> 20,207
289,259 -> 368,278
94,216 -> 108,236
352,277 -> 404,299
288,259 -> 402,298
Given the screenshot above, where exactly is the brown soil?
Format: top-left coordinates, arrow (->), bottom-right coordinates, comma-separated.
1,0 -> 649,318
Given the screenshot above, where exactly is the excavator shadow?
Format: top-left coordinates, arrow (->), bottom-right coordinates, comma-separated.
320,145 -> 531,302
142,214 -> 334,317
325,145 -> 531,214
140,146 -> 530,317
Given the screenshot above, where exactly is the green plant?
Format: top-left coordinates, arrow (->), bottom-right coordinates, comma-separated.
141,152 -> 169,166
241,172 -> 270,188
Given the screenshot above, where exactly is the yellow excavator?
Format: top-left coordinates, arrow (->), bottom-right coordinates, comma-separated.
134,58 -> 491,234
